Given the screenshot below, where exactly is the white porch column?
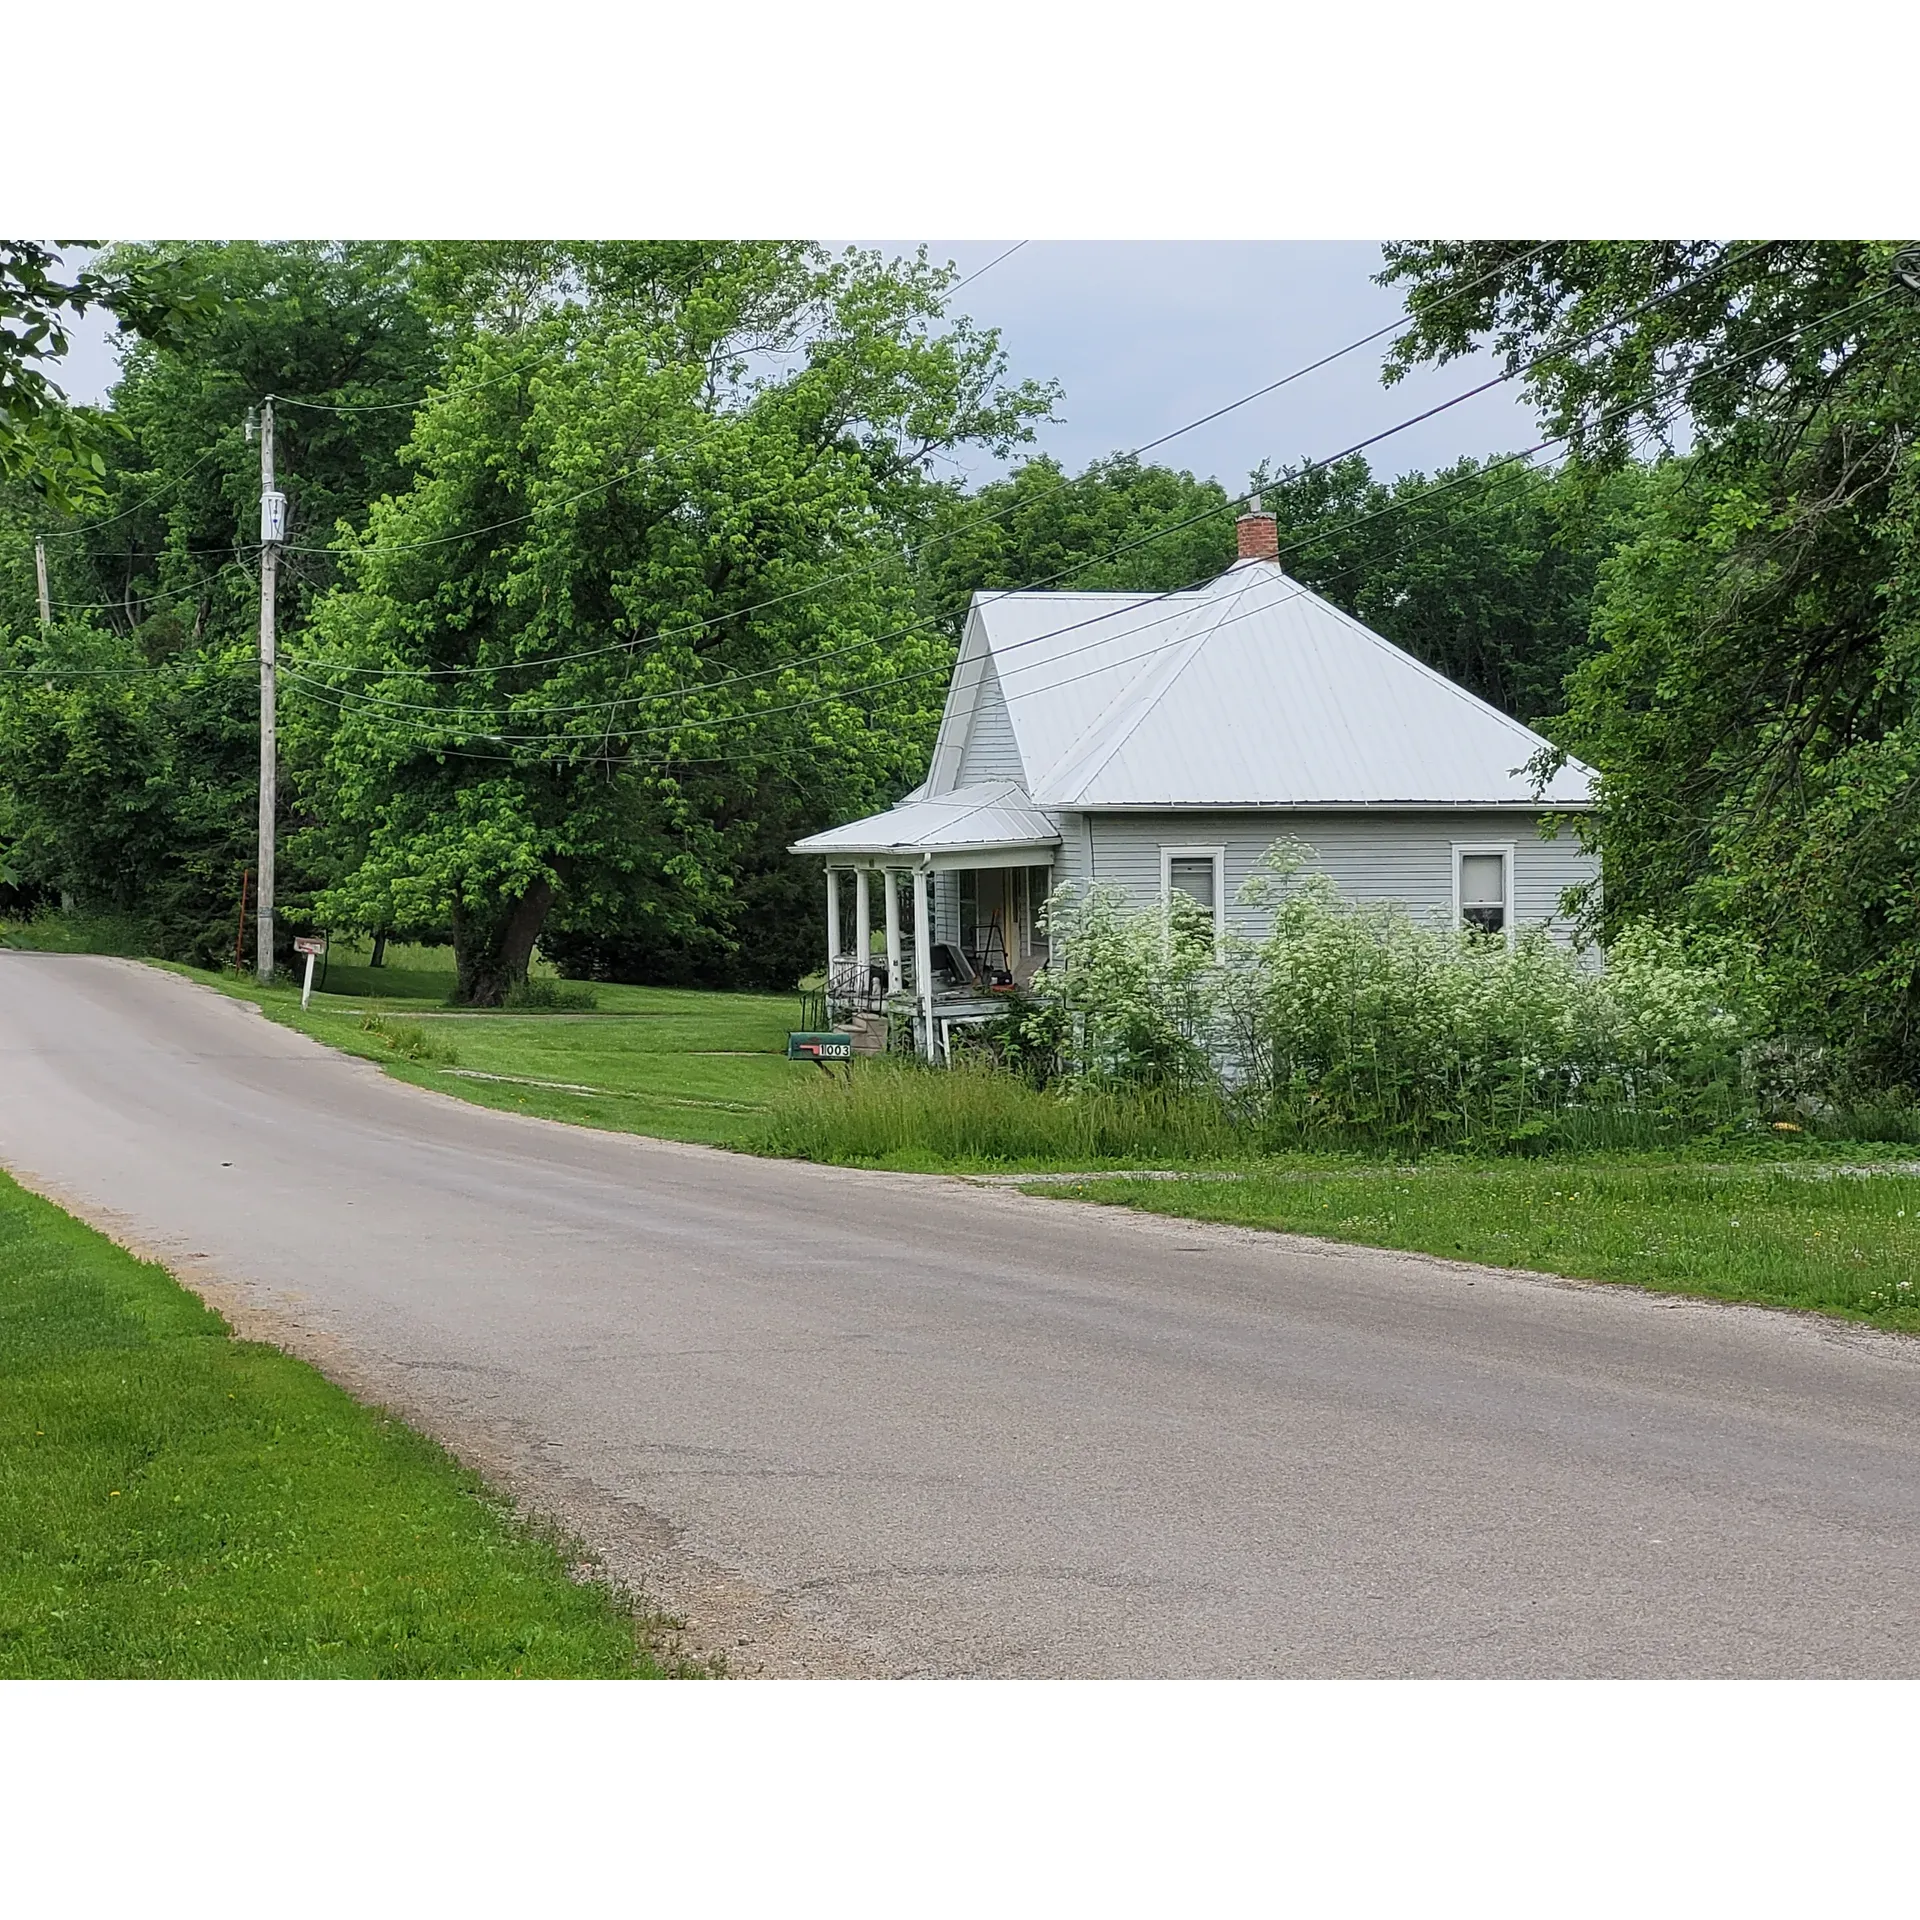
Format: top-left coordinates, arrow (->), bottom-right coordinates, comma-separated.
883,867 -> 903,995
913,858 -> 935,1060
824,867 -> 842,975
853,868 -> 871,985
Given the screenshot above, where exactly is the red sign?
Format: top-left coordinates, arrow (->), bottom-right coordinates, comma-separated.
293,935 -> 327,956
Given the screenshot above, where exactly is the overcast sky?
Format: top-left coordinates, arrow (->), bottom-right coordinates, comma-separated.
52,242 -> 1541,492
901,241 -> 1539,490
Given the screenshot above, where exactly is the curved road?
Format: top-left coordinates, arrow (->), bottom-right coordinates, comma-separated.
2,952 -> 1916,1676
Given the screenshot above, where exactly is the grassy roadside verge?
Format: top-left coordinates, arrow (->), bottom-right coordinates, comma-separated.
148,952 -> 800,1148
0,1169 -> 662,1677
1035,1163 -> 1920,1334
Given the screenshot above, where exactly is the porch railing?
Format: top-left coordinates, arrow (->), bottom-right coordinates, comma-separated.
827,954 -> 891,1017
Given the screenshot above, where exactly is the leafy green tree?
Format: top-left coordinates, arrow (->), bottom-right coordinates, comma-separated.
0,244 -> 447,957
294,244 -> 1054,1002
0,241 -> 218,509
1255,451 -> 1650,723
12,242 -> 442,644
1378,242 -> 1920,1078
914,453 -> 1235,635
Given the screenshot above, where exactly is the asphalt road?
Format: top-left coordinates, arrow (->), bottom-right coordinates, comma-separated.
3,952 -> 1917,1676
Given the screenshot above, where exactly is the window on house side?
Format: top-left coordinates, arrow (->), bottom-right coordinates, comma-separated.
1168,857 -> 1217,912
1459,851 -> 1507,935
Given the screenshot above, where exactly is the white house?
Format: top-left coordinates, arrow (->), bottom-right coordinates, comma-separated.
792,508 -> 1599,1058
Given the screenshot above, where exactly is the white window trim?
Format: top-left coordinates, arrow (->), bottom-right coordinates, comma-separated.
1452,840 -> 1517,945
1161,844 -> 1227,956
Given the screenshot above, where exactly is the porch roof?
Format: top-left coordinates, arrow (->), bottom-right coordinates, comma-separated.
789,780 -> 1060,863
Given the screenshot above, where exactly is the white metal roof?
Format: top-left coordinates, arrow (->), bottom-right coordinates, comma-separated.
928,560 -> 1596,811
790,780 -> 1062,858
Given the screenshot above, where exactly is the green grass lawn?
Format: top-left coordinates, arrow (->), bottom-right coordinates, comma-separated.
0,1168 -> 662,1677
1037,1162 -> 1920,1333
161,938 -> 803,1148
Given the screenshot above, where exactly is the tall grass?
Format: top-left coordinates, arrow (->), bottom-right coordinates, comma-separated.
0,907 -> 154,957
501,976 -> 599,1011
748,1059 -> 1239,1169
358,1011 -> 460,1066
762,847 -> 1920,1169
753,1058 -> 1920,1174
1018,856 -> 1780,1155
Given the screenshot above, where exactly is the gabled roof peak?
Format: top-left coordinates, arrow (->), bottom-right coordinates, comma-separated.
931,561 -> 1594,811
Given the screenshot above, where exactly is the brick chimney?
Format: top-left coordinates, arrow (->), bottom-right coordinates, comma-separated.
1236,495 -> 1279,563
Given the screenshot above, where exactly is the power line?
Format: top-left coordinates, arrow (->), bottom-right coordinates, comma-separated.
285,443 -> 1565,747
278,455 -> 1611,776
46,261 -> 1829,744
26,252 -> 1857,782
292,241 -> 1741,696
278,292 -> 1675,732
273,243 -> 1565,582
947,241 -> 1028,294
29,445 -> 228,543
273,409 -> 1658,750
40,557 -> 258,617
282,364 -> 1521,726
270,352 -> 545,416
0,656 -> 251,680
281,287 -> 1887,764
7,243 -> 1552,667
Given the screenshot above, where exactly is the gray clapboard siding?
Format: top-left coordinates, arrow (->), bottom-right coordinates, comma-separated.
1048,810 -> 1598,948
955,658 -> 1026,785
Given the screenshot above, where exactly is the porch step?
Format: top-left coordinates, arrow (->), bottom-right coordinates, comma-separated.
847,1011 -> 890,1056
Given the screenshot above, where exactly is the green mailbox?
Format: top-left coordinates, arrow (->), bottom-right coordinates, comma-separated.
787,1031 -> 853,1066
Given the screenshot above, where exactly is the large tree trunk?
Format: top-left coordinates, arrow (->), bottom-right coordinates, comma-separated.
451,880 -> 555,1006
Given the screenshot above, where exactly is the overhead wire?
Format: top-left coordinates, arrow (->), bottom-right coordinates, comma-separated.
16,242 -> 1547,671
277,285 -> 1890,769
7,242 -> 1553,660
28,445 -> 229,543
285,241 -> 1782,732
295,242 -> 1563,664
270,351 -> 546,416
279,366 -> 1521,726
40,556 -> 259,617
0,656 -> 253,682
19,247 -> 1850,769
284,436 -> 1587,747
946,241 -> 1028,294
293,240 -> 1751,703
276,425 -> 1655,776
18,257 -> 1820,717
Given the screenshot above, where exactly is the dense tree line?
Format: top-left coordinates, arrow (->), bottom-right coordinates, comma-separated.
1,243 -> 1056,992
1,239 -> 1630,999
1379,241 -> 1920,1081
7,238 -> 1919,1089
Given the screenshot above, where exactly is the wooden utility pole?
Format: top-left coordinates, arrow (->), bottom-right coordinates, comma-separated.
256,400 -> 285,984
34,538 -> 50,631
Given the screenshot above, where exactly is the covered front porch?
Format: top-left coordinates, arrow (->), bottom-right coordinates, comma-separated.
790,782 -> 1060,1061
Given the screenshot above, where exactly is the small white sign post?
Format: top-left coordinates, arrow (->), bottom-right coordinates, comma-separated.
293,934 -> 326,1008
